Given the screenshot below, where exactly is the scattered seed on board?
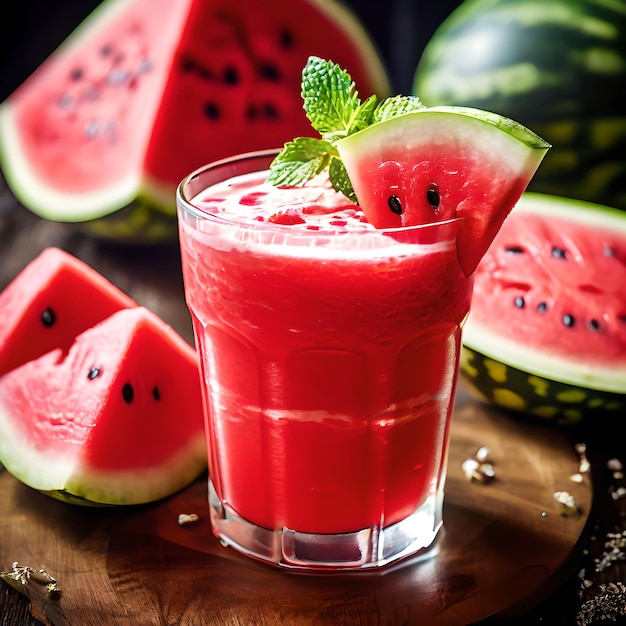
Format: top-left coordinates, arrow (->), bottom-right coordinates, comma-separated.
462,447 -> 495,484
607,457 -> 624,480
610,486 -> 626,501
475,446 -> 490,463
576,581 -> 626,626
575,443 -> 591,474
0,562 -> 61,596
594,531 -> 625,573
177,513 -> 200,526
553,490 -> 581,517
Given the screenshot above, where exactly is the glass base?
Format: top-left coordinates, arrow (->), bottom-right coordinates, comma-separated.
208,479 -> 443,572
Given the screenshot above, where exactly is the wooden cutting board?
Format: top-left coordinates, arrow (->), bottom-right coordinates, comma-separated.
0,398 -> 592,626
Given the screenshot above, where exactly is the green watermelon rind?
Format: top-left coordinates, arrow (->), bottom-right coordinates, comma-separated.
0,101 -> 175,224
413,0 -> 626,122
460,345 -> 625,426
461,192 -> 626,420
337,106 -> 550,154
74,193 -> 178,244
0,303 -> 208,506
0,396 -> 207,505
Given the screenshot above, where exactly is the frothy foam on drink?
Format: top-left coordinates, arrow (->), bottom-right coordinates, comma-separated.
187,170 -> 459,259
192,171 -> 372,230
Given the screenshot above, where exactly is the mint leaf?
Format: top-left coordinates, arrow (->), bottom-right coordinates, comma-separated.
347,94 -> 378,135
267,137 -> 335,186
268,57 -> 429,202
328,157 -> 356,203
302,57 -> 362,139
373,95 -> 425,123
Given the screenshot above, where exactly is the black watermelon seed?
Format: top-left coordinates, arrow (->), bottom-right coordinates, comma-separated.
246,104 -> 258,120
223,66 -> 239,84
181,57 -> 196,73
514,296 -> 525,308
259,63 -> 280,81
263,103 -> 279,119
603,245 -> 615,257
41,308 -> 56,327
537,302 -> 548,313
562,314 -> 575,327
100,45 -> 112,57
203,102 -> 220,119
388,195 -> 403,215
426,185 -> 440,209
88,367 -> 100,380
122,383 -> 134,404
70,68 -> 83,81
280,29 -> 294,49
588,319 -> 600,331
505,246 -> 525,254
153,387 -> 161,401
551,246 -> 567,259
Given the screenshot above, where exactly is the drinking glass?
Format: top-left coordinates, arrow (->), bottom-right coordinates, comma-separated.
177,150 -> 473,571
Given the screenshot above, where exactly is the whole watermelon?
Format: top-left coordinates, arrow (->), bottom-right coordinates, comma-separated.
413,0 -> 626,210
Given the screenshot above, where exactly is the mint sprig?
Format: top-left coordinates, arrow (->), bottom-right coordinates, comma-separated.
267,57 -> 425,202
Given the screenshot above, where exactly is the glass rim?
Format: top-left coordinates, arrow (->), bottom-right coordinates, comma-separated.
176,149 -> 463,237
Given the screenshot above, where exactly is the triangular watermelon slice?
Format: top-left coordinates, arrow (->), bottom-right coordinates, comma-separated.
336,106 -> 550,275
0,247 -> 136,377
0,0 -> 389,240
0,307 -> 206,505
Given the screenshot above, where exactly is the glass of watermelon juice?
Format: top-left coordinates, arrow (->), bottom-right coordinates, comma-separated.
177,149 -> 473,571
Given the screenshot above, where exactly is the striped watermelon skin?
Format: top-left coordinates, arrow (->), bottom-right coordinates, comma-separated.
460,192 -> 626,426
413,0 -> 626,210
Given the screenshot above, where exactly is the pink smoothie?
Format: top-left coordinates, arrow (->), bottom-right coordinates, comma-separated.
179,167 -> 473,535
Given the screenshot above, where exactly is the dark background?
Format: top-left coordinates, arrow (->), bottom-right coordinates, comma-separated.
0,0 -> 462,102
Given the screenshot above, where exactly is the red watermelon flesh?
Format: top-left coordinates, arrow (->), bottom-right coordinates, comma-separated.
0,0 -> 389,223
0,306 -> 206,505
336,107 -> 550,275
0,247 -> 135,377
465,194 -> 626,379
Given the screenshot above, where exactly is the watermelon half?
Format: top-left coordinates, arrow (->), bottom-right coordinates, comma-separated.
0,307 -> 207,505
461,193 -> 626,424
0,0 -> 389,242
0,247 -> 135,377
336,106 -> 550,275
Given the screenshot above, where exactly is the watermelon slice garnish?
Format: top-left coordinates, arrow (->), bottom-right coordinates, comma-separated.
269,57 -> 550,275
336,106 -> 550,275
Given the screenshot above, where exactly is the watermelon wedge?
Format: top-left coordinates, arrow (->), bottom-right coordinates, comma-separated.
0,307 -> 206,505
336,107 -> 550,275
461,193 -> 626,424
0,0 -> 389,241
0,247 -> 135,377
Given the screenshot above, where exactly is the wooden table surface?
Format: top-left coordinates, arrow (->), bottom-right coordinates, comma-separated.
1,177 -> 625,626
